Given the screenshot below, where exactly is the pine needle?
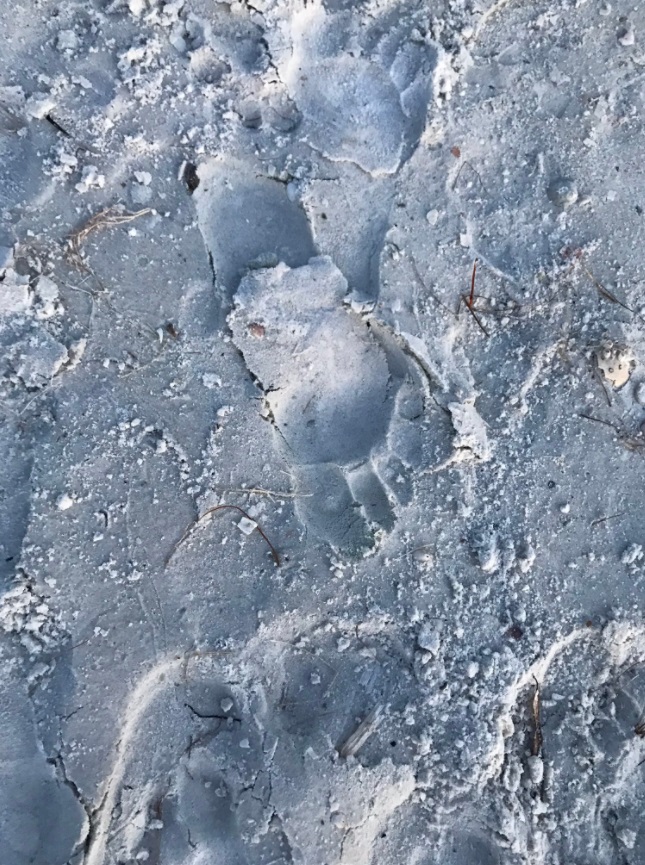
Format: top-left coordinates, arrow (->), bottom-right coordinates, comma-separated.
165,504 -> 280,567
66,206 -> 152,270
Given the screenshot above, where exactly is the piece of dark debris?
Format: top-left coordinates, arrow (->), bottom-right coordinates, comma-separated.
635,711 -> 645,737
182,161 -> 200,194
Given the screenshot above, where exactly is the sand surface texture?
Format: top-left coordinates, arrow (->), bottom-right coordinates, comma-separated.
2,0 -> 645,863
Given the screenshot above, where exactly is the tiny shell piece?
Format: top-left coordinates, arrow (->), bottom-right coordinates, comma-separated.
248,322 -> 265,338
596,342 -> 634,389
547,177 -> 578,209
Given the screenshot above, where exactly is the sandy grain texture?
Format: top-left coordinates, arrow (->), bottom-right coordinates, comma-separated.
2,0 -> 645,863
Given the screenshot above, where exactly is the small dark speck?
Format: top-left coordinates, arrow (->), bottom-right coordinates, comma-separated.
182,162 -> 200,194
636,205 -> 643,215
547,480 -> 556,489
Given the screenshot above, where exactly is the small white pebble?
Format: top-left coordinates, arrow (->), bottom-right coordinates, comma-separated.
527,755 -> 544,786
202,373 -> 222,388
418,624 -> 441,655
220,697 -> 234,713
412,547 -> 434,568
75,165 -> 105,193
616,827 -> 637,849
621,543 -> 643,565
134,170 -> 152,186
56,494 -> 74,511
56,30 -> 79,52
466,661 -> 479,679
237,516 -> 257,536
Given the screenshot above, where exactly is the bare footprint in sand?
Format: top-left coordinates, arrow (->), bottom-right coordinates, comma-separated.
85,617 -> 420,864
228,256 -> 420,553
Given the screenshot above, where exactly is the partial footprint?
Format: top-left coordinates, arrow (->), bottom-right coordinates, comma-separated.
485,622 -> 645,864
272,2 -> 437,175
372,808 -> 502,865
194,155 -> 316,293
88,615 -> 421,864
0,652 -> 84,865
228,256 -> 414,552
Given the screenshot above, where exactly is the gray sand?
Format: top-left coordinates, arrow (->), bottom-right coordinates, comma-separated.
2,0 -> 645,863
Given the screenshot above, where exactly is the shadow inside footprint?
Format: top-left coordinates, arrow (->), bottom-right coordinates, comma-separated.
440,829 -> 501,865
0,664 -> 85,865
0,422 -> 32,589
194,156 -> 316,294
162,752 -> 251,865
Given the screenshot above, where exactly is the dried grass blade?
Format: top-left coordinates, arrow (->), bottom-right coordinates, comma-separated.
338,706 -> 383,758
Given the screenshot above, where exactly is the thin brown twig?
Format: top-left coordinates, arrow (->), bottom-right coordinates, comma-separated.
165,504 -> 280,567
451,159 -> 485,192
578,412 -> 617,429
408,255 -> 458,319
468,258 -> 478,308
592,363 -> 612,407
580,261 -> 634,314
464,302 -> 489,335
591,512 -> 626,528
459,257 -> 489,337
212,487 -> 312,499
635,711 -> 645,737
579,413 -> 645,454
531,676 -> 543,757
